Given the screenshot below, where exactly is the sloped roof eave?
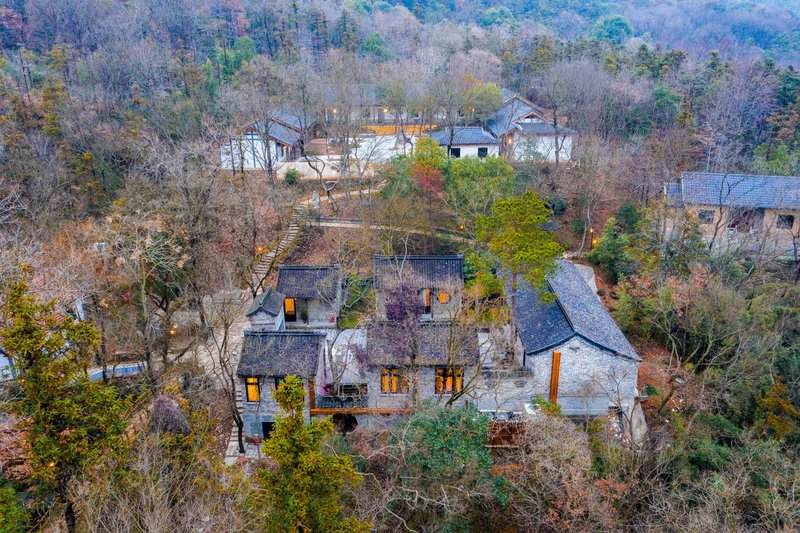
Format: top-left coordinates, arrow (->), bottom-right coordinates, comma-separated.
525,333 -> 642,362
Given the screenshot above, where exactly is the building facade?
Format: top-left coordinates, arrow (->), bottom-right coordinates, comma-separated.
236,257 -> 643,439
664,172 -> 800,257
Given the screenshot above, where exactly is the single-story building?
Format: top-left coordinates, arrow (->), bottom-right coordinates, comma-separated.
220,110 -> 304,171
246,287 -> 286,331
512,260 -> 641,418
276,265 -> 342,328
429,127 -> 500,158
664,172 -> 800,256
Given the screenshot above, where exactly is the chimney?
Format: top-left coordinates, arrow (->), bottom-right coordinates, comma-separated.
548,350 -> 561,404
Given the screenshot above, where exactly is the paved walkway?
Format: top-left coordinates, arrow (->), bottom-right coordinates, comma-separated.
313,217 -> 476,243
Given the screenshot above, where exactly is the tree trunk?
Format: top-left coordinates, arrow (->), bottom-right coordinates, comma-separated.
64,497 -> 77,532
235,412 -> 245,454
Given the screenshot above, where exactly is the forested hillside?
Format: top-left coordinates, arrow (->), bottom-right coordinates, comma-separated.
0,0 -> 799,531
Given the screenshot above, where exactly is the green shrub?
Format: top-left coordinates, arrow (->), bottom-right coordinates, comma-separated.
571,218 -> 586,235
586,218 -> 638,282
532,395 -> 562,417
545,194 -> 567,216
615,203 -> 641,233
284,169 -> 301,185
0,482 -> 28,532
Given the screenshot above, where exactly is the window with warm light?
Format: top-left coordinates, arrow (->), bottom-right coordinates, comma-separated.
380,367 -> 408,394
421,289 -> 432,313
284,298 -> 296,321
435,366 -> 463,394
438,291 -> 450,304
245,377 -> 260,402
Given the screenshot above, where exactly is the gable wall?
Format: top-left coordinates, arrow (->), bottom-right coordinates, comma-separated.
526,336 -> 638,416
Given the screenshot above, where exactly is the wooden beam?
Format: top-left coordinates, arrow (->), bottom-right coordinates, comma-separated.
548,350 -> 561,404
307,379 -> 316,410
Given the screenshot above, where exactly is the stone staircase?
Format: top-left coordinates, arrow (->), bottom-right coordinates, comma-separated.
224,379 -> 246,464
252,204 -> 307,292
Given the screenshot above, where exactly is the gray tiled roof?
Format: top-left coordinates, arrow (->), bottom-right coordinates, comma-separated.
429,127 -> 499,146
513,261 -> 639,360
277,265 -> 341,302
374,255 -> 464,290
664,172 -> 800,210
486,96 -> 541,136
247,288 -> 285,318
664,182 -> 683,207
237,331 -> 325,377
515,122 -> 575,136
269,121 -> 302,146
271,108 -> 304,131
366,322 -> 479,366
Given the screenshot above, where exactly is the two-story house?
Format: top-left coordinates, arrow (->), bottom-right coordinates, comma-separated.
237,330 -> 328,438
486,91 -> 574,163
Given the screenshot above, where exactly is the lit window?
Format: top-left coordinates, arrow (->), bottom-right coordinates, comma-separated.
698,210 -> 715,224
435,366 -> 463,394
777,214 -> 795,230
274,376 -> 286,390
421,289 -> 432,313
380,367 -> 407,394
284,298 -> 296,322
438,292 -> 450,304
245,377 -> 260,402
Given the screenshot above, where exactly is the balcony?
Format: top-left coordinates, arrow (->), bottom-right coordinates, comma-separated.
316,383 -> 369,409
